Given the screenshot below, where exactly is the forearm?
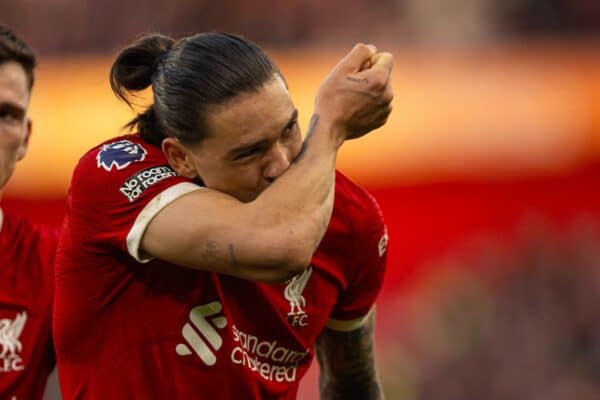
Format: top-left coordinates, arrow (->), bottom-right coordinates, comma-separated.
143,44 -> 394,281
143,115 -> 342,283
320,370 -> 384,400
317,316 -> 385,400
249,114 -> 341,262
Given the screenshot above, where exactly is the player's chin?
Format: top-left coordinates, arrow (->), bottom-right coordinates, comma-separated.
240,187 -> 264,203
225,188 -> 257,203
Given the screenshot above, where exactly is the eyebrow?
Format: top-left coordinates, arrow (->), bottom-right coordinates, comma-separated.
227,108 -> 298,159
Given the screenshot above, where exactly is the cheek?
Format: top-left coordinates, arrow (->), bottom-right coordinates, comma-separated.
199,164 -> 261,195
0,142 -> 20,187
0,133 -> 24,162
287,134 -> 303,161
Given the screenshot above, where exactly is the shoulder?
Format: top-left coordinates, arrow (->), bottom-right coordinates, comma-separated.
70,134 -> 177,201
73,134 -> 162,181
0,211 -> 59,269
1,211 -> 58,247
331,170 -> 385,237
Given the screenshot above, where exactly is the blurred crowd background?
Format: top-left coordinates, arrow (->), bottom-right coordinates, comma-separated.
2,0 -> 600,51
1,0 -> 599,399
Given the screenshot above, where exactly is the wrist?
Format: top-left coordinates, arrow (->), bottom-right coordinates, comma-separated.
306,113 -> 345,150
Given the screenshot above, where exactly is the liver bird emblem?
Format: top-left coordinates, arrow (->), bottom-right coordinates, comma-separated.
284,267 -> 312,316
0,312 -> 27,358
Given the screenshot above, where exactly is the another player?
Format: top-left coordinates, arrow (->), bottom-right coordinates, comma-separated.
0,24 -> 58,399
54,32 -> 392,399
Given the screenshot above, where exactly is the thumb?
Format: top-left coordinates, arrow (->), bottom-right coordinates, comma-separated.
369,52 -> 394,73
353,51 -> 394,84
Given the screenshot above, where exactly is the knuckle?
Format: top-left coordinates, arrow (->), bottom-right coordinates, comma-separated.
370,69 -> 388,89
351,43 -> 376,59
383,89 -> 394,104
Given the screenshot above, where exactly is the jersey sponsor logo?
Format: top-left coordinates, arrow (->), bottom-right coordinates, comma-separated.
284,267 -> 312,327
176,301 -> 227,366
96,140 -> 147,171
120,165 -> 177,202
231,325 -> 310,383
0,312 -> 27,373
378,230 -> 388,257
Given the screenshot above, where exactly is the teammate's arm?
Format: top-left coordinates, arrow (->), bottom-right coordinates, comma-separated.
316,312 -> 384,400
141,45 -> 394,283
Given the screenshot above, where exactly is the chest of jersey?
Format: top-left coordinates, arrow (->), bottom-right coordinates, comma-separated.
132,255 -> 340,363
56,250 -> 341,399
0,219 -> 55,400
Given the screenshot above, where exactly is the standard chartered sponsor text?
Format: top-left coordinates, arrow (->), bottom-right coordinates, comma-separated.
230,324 -> 309,382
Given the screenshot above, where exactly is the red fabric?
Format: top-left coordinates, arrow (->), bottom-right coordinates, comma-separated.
0,211 -> 57,400
53,135 -> 387,399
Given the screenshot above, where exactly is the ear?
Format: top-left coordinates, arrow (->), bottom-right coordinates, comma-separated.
16,118 -> 32,161
162,137 -> 198,179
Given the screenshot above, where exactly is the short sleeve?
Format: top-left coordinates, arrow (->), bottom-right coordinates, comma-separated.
327,216 -> 389,332
68,136 -> 202,263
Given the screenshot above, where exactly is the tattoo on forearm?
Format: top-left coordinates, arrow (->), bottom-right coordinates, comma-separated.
316,315 -> 383,399
228,244 -> 240,268
201,240 -> 219,264
297,114 -> 320,160
346,76 -> 369,84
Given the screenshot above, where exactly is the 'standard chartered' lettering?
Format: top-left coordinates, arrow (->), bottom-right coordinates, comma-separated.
230,325 -> 310,382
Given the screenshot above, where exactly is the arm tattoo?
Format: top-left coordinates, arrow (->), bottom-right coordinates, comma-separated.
201,240 -> 219,264
316,313 -> 384,399
296,114 -> 320,160
228,244 -> 240,269
346,76 -> 369,84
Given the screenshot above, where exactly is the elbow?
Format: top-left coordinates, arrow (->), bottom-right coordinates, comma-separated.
252,238 -> 314,284
279,252 -> 313,282
280,235 -> 314,276
266,253 -> 312,284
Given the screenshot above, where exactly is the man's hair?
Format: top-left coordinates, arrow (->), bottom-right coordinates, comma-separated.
110,32 -> 281,146
0,23 -> 36,90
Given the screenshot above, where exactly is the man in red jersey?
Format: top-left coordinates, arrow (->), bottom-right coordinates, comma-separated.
54,32 -> 392,399
0,24 -> 58,400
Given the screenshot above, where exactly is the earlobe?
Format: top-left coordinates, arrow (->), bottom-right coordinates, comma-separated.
162,137 -> 198,179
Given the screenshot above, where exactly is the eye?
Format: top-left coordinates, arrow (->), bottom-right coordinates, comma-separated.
282,119 -> 298,138
236,148 -> 259,160
0,109 -> 14,120
234,145 -> 264,162
0,106 -> 24,124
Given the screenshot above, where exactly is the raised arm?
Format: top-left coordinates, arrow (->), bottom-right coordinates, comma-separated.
316,312 -> 385,400
141,44 -> 394,282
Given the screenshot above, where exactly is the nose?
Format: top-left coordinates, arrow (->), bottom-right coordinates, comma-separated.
264,143 -> 291,183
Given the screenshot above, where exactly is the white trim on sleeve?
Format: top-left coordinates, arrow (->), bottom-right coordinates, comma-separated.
326,307 -> 375,332
0,208 -> 3,234
126,182 -> 201,263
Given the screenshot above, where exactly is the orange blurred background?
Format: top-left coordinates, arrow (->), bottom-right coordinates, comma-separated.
6,45 -> 600,196
2,0 -> 600,397
4,44 -> 599,399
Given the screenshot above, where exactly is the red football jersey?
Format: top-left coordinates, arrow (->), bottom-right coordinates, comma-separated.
54,134 -> 388,399
0,209 -> 58,400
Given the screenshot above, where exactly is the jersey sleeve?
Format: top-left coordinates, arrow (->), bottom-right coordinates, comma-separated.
326,195 -> 389,332
69,137 -> 202,263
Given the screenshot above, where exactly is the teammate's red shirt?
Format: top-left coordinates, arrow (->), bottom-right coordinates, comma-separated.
0,210 -> 57,400
54,134 -> 388,399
